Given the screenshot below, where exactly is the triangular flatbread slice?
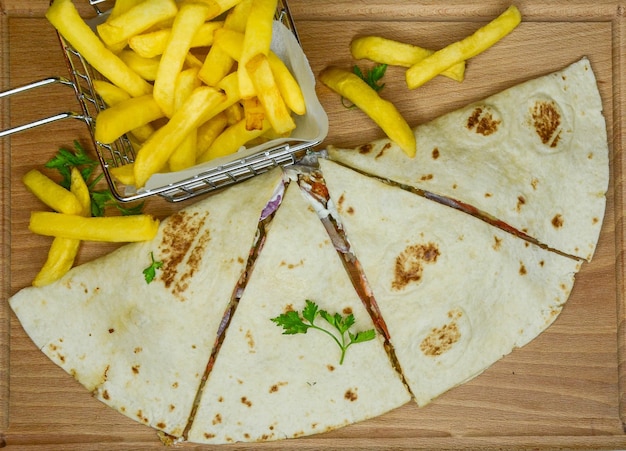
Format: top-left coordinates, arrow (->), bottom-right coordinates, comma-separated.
187,182 -> 411,444
328,58 -> 609,261
320,159 -> 582,406
9,168 -> 283,438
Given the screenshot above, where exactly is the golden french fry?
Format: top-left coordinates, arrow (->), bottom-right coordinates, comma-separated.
243,97 -> 266,131
118,50 -> 160,81
108,0 -> 145,20
32,237 -> 82,287
196,111 -> 229,156
134,86 -> 227,187
128,21 -> 224,58
213,28 -> 244,60
29,212 -> 160,242
406,5 -> 522,89
109,163 -> 136,186
198,43 -> 235,87
70,167 -> 91,217
223,0 -> 252,32
246,53 -> 295,135
198,117 -> 271,163
238,0 -> 278,98
97,0 -> 178,48
46,0 -> 152,97
95,94 -> 164,144
22,169 -> 84,215
350,36 -> 466,82
169,68 -> 202,171
320,66 -> 416,157
267,51 -> 305,115
224,102 -> 245,125
153,2 -> 213,117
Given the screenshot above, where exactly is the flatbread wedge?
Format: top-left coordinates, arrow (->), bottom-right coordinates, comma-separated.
320,159 -> 582,406
328,58 -> 609,261
187,182 -> 411,444
9,168 -> 283,438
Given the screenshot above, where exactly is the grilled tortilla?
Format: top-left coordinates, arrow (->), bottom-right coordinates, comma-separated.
328,58 -> 609,261
187,182 -> 411,444
9,168 -> 283,438
320,159 -> 582,406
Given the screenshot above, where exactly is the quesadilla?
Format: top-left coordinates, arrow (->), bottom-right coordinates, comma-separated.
186,182 -> 411,444
327,58 -> 609,261
9,168 -> 283,438
319,159 -> 582,406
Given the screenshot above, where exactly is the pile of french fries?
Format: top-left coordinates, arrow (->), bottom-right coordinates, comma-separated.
320,5 -> 522,158
22,168 -> 159,286
46,0 -> 306,188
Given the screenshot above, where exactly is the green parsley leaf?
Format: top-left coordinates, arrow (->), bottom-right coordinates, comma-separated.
271,299 -> 376,365
353,63 -> 387,92
143,251 -> 163,284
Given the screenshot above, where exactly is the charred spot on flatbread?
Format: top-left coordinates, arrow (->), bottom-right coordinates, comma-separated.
392,243 -> 440,291
466,105 -> 501,136
552,214 -> 564,228
420,309 -> 463,357
530,99 -> 562,147
344,388 -> 358,402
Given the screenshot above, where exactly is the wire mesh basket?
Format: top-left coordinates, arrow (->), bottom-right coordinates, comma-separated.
1,0 -> 321,203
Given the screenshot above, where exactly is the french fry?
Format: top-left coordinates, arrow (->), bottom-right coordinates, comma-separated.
153,2 -> 213,117
118,50 -> 160,81
33,167 -> 92,287
96,0 -> 178,48
198,42 -> 235,87
198,117 -> 271,163
223,0 -> 252,32
169,68 -> 202,171
267,51 -> 305,115
133,86 -> 227,187
128,21 -> 224,58
238,0 -> 278,98
46,0 -> 152,97
243,97 -> 266,131
225,102 -> 245,125
350,36 -> 466,82
29,212 -> 160,242
405,5 -> 522,89
196,111 -> 229,157
109,163 -> 136,186
246,53 -> 295,135
22,169 -> 84,216
108,0 -> 145,21
95,94 -> 164,144
320,66 -> 416,157
32,237 -> 82,287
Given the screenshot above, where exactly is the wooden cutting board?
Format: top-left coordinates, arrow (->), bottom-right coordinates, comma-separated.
1,1 -> 624,449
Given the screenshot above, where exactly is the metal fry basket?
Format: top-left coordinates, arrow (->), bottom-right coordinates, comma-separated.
1,0 -> 317,203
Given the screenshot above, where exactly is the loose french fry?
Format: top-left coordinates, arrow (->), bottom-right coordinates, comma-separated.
118,50 -> 160,81
169,68 -> 202,171
134,86 -> 227,187
30,212 -> 159,242
153,2 -> 213,117
70,167 -> 91,217
350,36 -> 466,82
22,169 -> 84,215
128,21 -> 224,58
46,0 -> 152,97
320,66 -> 416,157
267,51 -> 305,115
32,237 -> 82,287
96,0 -> 178,48
109,163 -> 136,186
198,117 -> 271,163
243,97 -> 266,131
238,0 -> 278,98
196,111 -> 229,156
246,53 -> 295,135
405,5 -> 521,89
95,94 -> 164,144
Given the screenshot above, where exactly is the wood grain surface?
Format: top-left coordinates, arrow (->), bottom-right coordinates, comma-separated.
0,1 -> 624,449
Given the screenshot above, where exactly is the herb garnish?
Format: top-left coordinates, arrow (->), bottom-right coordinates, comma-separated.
45,140 -> 144,217
143,251 -> 163,284
353,63 -> 387,92
271,300 -> 376,365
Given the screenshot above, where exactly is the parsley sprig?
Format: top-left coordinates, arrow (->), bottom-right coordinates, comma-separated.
353,63 -> 388,92
271,300 -> 376,365
143,251 -> 163,284
45,140 -> 143,216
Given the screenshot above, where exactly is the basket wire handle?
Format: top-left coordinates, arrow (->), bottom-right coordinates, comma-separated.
0,77 -> 86,138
